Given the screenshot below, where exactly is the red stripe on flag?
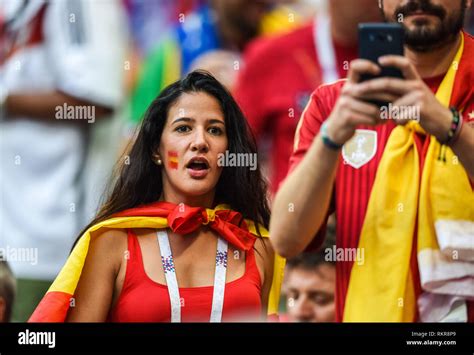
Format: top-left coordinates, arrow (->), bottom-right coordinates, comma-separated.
28,291 -> 73,322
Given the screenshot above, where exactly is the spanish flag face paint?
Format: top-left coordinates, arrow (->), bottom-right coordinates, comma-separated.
168,151 -> 179,169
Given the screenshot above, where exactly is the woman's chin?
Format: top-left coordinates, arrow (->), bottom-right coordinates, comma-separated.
178,180 -> 217,198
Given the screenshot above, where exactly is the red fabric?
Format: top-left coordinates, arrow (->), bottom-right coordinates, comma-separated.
235,22 -> 357,194
0,4 -> 46,65
287,32 -> 474,322
113,202 -> 257,251
29,291 -> 72,323
108,229 -> 262,322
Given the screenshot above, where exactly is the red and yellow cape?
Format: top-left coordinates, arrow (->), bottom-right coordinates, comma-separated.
29,202 -> 285,322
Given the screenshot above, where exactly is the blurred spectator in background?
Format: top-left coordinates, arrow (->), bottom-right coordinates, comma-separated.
0,258 -> 16,322
0,0 -> 127,321
124,0 -> 203,58
283,253 -> 335,322
235,0 -> 382,195
281,224 -> 336,322
467,5 -> 474,33
128,0 -> 297,128
122,0 -> 203,96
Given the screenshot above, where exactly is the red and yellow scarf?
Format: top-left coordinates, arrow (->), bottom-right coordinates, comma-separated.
29,202 -> 285,322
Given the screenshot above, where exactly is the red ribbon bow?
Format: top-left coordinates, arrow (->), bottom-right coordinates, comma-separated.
114,202 -> 257,251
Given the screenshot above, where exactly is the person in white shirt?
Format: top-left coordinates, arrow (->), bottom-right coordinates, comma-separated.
0,0 -> 127,321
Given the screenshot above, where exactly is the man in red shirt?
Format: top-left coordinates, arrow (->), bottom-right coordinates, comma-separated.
234,0 -> 382,194
270,0 -> 474,322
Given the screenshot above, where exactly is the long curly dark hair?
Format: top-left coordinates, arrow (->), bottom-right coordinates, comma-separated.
74,70 -> 270,246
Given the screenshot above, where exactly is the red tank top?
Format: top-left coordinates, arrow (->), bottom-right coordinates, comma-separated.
108,229 -> 262,322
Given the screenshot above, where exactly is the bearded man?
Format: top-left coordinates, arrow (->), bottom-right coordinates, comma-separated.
271,0 -> 474,322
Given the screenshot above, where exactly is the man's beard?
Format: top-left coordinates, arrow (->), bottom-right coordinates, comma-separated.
383,0 -> 466,52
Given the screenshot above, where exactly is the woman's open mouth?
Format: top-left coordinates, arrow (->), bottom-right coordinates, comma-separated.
186,157 -> 210,179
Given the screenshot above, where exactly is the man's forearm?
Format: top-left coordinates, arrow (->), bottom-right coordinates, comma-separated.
5,91 -> 112,122
270,135 -> 340,258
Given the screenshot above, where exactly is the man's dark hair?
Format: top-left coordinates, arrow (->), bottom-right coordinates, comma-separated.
0,256 -> 16,322
286,252 -> 335,272
286,219 -> 337,271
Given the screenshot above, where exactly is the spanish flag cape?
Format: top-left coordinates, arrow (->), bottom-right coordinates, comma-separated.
29,202 -> 286,322
343,32 -> 474,322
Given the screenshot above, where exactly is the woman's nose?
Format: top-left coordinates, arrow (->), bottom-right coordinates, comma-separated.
190,129 -> 209,152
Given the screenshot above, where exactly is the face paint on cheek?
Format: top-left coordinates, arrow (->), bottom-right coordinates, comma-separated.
168,151 -> 179,170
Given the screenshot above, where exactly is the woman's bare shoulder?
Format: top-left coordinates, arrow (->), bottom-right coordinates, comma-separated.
67,228 -> 128,322
87,228 -> 129,263
254,236 -> 274,259
91,228 -> 128,243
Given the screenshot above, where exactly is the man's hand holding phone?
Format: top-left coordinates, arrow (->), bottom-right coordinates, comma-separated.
353,56 -> 453,142
324,58 -> 401,146
324,22 -> 453,147
325,56 -> 453,146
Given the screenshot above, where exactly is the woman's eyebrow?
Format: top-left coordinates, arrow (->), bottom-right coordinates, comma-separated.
171,117 -> 225,125
172,117 -> 194,125
208,119 -> 225,125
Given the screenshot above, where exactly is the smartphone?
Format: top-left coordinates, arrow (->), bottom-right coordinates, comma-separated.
358,23 -> 405,107
358,23 -> 405,82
